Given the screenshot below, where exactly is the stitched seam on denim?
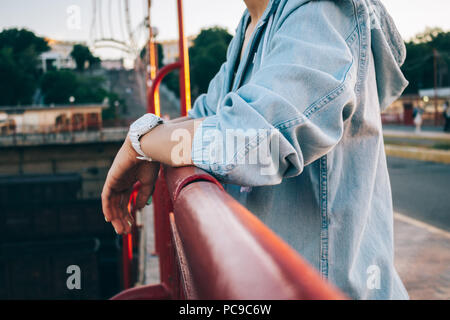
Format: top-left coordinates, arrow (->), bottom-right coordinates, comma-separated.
225,131 -> 271,173
235,132 -> 269,162
319,155 -> 329,279
199,130 -> 271,175
354,0 -> 368,96
274,76 -> 351,132
345,26 -> 358,46
273,36 -> 356,130
264,3 -> 358,131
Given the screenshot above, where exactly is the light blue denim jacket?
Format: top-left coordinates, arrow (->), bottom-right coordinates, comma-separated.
188,0 -> 409,299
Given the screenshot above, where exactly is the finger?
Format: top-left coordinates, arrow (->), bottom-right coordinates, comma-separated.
120,214 -> 133,234
119,208 -> 133,234
123,216 -> 133,234
101,184 -> 114,222
109,192 -> 123,222
111,219 -> 125,234
112,190 -> 125,220
135,183 -> 153,210
119,189 -> 132,219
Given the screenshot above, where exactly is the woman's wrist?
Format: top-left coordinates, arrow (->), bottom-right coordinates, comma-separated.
124,136 -> 142,164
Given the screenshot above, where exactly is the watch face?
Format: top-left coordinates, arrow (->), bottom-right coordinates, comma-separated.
135,115 -> 150,128
131,114 -> 161,135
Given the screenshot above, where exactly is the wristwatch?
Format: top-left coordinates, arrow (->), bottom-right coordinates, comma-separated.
128,113 -> 164,161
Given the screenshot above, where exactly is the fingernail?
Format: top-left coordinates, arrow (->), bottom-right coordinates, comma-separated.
105,217 -> 109,222
127,220 -> 132,227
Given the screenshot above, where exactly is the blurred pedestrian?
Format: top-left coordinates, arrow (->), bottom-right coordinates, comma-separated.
443,101 -> 450,132
413,105 -> 424,133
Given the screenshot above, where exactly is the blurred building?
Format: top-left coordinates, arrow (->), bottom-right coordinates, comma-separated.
0,104 -> 125,299
39,39 -> 80,72
159,36 -> 195,65
0,104 -> 106,135
101,59 -> 124,70
382,88 -> 450,126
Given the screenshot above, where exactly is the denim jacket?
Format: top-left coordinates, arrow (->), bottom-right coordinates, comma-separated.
188,0 -> 409,299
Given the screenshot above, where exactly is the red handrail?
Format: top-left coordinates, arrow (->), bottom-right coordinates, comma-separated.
112,166 -> 346,300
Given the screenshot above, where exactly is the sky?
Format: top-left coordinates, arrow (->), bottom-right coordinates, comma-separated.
1,0 -> 450,62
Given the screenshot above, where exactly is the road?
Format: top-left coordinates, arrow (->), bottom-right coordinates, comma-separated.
387,156 -> 450,231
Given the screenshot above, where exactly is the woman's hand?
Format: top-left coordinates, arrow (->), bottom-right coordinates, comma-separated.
101,137 -> 160,234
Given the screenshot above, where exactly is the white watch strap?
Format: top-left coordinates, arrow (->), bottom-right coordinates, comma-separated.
130,140 -> 153,161
128,113 -> 164,162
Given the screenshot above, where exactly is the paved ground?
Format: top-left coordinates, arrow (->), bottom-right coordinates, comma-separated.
383,124 -> 448,133
387,157 -> 450,231
141,204 -> 160,285
387,156 -> 450,299
394,214 -> 450,300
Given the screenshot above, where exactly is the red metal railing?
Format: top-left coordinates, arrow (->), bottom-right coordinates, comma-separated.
121,183 -> 140,289
112,166 -> 346,300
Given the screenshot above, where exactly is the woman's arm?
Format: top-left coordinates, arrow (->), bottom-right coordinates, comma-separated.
139,117 -> 204,166
101,117 -> 204,234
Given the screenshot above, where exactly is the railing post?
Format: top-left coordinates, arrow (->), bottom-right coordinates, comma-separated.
176,0 -> 191,116
152,168 -> 178,296
120,0 -> 190,297
146,0 -> 160,116
122,184 -> 139,290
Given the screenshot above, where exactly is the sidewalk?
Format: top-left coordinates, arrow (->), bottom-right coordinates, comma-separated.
383,124 -> 450,141
383,124 -> 450,164
394,213 -> 450,300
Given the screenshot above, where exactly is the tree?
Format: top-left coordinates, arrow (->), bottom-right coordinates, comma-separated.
162,27 -> 232,100
0,28 -> 49,54
70,44 -> 100,71
0,28 -> 49,106
40,70 -> 125,119
40,70 -> 78,104
402,28 -> 450,94
188,27 -> 232,100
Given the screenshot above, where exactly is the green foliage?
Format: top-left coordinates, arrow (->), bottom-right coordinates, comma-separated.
0,28 -> 125,117
73,75 -> 108,103
70,44 -> 100,71
102,92 -> 125,120
157,42 -> 164,68
189,27 -> 232,100
0,28 -> 49,106
0,28 -> 49,54
402,28 -> 450,94
40,70 -> 110,104
40,70 -> 78,104
40,69 -> 125,120
163,70 -> 181,98
163,27 -> 232,100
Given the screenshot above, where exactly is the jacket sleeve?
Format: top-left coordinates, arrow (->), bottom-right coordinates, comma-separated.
191,1 -> 357,186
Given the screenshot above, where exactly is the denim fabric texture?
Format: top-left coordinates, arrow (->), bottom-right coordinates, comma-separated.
188,0 -> 409,299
